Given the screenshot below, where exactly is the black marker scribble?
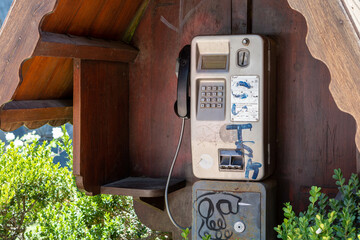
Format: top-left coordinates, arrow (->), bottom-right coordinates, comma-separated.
194,192 -> 242,240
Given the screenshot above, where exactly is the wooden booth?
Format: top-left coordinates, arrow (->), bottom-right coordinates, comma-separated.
0,0 -> 359,238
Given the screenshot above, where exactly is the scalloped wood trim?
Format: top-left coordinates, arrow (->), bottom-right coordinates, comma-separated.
0,0 -> 58,107
287,0 -> 360,152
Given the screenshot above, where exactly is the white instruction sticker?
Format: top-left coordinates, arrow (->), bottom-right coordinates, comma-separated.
231,76 -> 259,122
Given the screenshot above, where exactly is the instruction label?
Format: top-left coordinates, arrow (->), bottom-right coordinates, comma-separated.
230,75 -> 259,122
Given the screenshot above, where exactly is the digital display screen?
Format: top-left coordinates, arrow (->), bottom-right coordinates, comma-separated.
201,55 -> 227,70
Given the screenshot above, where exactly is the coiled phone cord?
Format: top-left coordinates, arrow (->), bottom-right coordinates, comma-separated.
165,118 -> 191,231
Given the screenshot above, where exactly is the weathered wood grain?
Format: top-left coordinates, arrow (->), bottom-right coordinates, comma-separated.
34,32 -> 139,62
0,99 -> 72,131
0,0 -> 57,107
73,59 -> 130,195
41,0 -> 144,41
342,0 -> 360,37
287,0 -> 360,152
15,57 -> 73,101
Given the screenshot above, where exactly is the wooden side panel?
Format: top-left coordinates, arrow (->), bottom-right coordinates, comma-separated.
0,0 -> 57,106
286,0 -> 360,152
252,0 -> 357,213
41,0 -> 144,41
73,59 -> 130,195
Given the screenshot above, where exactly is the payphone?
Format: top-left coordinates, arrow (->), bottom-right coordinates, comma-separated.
175,35 -> 276,181
168,35 -> 276,236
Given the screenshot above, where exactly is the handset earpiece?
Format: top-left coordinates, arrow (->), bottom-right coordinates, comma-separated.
174,45 -> 191,119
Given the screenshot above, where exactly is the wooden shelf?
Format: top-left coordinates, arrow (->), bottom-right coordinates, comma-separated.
101,177 -> 186,197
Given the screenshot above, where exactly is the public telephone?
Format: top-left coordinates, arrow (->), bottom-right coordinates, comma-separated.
175,35 -> 276,181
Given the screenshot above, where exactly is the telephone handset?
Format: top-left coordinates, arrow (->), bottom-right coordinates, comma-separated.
175,35 -> 275,181
174,45 -> 191,119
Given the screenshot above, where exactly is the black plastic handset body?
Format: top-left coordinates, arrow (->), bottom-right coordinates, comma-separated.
174,45 -> 191,119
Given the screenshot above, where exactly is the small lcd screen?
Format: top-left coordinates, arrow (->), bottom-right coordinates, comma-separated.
201,55 -> 227,70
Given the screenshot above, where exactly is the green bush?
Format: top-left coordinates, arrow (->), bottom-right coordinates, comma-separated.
275,169 -> 360,240
0,127 -> 169,240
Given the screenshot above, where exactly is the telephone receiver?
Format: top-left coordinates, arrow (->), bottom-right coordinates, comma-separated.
174,45 -> 191,119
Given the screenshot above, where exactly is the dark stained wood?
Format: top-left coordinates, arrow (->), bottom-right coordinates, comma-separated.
100,177 -> 186,197
2,99 -> 72,110
134,185 -> 193,240
41,0 -> 144,41
33,32 -> 139,62
14,57 -> 73,101
129,1 -> 232,238
73,59 -> 130,195
252,0 -> 357,215
0,0 -> 57,107
0,0 -> 146,131
130,0 -> 357,235
129,0 -> 232,179
231,0 -> 250,34
0,100 -> 72,131
286,0 -> 360,153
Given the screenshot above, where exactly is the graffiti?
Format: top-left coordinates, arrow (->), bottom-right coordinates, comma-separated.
195,192 -> 242,240
160,0 -> 206,33
226,124 -> 262,180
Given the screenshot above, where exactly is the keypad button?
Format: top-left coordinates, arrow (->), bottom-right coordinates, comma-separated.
212,92 -> 217,96
201,92 -> 206,96
206,92 -> 211,96
218,92 -> 223,97
201,98 -> 206,102
211,98 -> 217,102
218,86 -> 223,91
217,98 -> 223,102
217,104 -> 222,108
212,86 -> 217,91
206,98 -> 211,102
206,86 -> 212,91
206,103 -> 211,108
201,86 -> 206,91
211,104 -> 216,108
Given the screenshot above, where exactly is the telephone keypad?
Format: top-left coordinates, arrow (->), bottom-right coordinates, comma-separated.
197,80 -> 225,121
199,83 -> 225,109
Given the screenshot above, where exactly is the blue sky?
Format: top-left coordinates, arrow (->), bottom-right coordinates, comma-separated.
0,0 -> 12,26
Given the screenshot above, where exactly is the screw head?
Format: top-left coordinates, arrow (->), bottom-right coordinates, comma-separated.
242,38 -> 250,46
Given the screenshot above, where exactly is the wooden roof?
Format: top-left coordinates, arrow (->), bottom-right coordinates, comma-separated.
0,0 -> 145,131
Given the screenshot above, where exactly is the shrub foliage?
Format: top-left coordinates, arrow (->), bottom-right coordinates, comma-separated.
275,169 -> 360,240
0,127 -> 165,239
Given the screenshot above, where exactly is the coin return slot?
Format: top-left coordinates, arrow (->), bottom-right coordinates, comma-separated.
219,150 -> 244,170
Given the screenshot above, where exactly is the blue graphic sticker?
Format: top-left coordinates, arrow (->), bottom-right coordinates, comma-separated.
236,81 -> 252,89
232,92 -> 248,99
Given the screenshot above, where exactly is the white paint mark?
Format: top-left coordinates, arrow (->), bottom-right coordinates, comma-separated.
160,0 -> 206,33
199,154 -> 213,169
238,202 -> 251,206
160,16 -> 179,32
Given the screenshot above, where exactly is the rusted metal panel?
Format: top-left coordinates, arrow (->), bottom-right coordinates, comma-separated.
192,180 -> 276,240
